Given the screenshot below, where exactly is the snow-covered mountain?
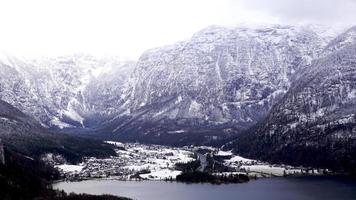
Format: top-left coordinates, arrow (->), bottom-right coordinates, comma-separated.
94,25 -> 340,145
2,23 -> 356,172
0,97 -> 117,164
0,24 -> 347,146
80,61 -> 135,128
0,54 -> 133,129
232,26 -> 356,171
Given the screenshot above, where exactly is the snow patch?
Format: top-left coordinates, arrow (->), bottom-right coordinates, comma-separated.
106,141 -> 125,148
348,89 -> 356,99
0,117 -> 9,121
167,130 -> 185,134
240,165 -> 300,176
225,155 -> 256,165
56,164 -> 84,173
63,107 -> 85,128
188,100 -> 203,117
216,150 -> 233,156
140,169 -> 182,180
50,117 -> 73,129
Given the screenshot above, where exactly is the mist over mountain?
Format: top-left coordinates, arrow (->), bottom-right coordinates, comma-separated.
1,24 -> 356,171
0,54 -> 130,128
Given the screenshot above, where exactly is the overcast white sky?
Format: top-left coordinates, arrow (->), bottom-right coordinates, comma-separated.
0,0 -> 355,59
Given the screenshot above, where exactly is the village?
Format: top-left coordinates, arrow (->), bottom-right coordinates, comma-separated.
55,141 -> 327,181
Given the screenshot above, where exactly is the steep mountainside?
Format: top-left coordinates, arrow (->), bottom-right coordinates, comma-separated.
0,54 -> 131,129
232,27 -> 356,172
1,24 -> 356,171
0,99 -> 116,163
0,25 -> 341,145
80,61 -> 135,128
95,25 -> 337,145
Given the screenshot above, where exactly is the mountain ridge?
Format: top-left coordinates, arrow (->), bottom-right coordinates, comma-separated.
231,30 -> 356,172
0,25 -> 345,144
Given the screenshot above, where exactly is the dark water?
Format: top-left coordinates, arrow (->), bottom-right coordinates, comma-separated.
53,176 -> 356,200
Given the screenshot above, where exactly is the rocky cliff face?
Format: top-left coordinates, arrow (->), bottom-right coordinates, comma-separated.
0,54 -> 131,129
130,25 -> 325,123
97,25 -> 337,144
0,25 -> 341,145
233,27 -> 356,172
1,24 -> 356,170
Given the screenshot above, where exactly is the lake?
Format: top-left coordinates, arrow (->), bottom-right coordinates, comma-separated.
53,176 -> 356,200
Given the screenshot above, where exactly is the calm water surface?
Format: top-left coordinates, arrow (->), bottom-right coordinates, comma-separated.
53,176 -> 356,200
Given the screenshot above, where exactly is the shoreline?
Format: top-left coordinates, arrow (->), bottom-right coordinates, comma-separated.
52,172 -> 348,185
52,143 -> 353,186
51,173 -> 356,200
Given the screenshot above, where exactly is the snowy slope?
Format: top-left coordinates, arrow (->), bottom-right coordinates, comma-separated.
0,24 -> 347,146
0,54 -> 133,129
232,27 -> 356,171
96,25 -> 339,144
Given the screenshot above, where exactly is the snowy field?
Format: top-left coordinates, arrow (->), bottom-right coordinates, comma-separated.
56,164 -> 84,173
52,142 -> 322,181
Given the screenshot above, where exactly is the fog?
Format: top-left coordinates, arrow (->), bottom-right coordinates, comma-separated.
0,0 -> 354,59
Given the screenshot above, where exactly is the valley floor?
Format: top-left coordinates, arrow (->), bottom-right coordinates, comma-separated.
53,142 -> 328,182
